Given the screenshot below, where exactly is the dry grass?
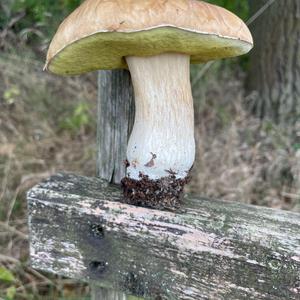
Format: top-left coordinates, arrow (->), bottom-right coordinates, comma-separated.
0,52 -> 299,299
189,64 -> 300,211
0,52 -> 96,299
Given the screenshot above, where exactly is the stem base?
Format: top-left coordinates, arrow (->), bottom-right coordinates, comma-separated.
121,173 -> 190,211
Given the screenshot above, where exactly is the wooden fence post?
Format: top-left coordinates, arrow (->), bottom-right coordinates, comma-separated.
92,69 -> 134,299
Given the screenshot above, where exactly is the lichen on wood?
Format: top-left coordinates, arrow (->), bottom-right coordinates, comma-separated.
27,173 -> 300,300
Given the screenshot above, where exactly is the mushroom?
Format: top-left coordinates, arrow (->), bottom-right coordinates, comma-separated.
45,0 -> 253,209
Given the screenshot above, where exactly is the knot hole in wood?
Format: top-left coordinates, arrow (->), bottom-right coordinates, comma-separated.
89,223 -> 105,239
89,261 -> 108,276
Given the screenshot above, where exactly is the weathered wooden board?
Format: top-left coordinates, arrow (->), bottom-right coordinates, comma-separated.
27,173 -> 300,300
97,69 -> 134,183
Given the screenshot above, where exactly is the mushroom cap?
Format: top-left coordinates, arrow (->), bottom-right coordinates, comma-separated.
46,0 -> 253,76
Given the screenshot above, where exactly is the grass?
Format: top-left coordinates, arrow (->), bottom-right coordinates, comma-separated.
0,50 -> 299,299
0,50 -> 96,299
189,62 -> 300,211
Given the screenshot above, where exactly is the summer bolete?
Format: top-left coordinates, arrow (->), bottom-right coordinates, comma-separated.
45,0 -> 253,209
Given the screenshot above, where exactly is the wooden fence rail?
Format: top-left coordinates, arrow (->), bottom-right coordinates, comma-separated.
27,172 -> 300,300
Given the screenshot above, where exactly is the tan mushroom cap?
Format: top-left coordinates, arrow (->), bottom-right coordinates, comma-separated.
46,0 -> 253,76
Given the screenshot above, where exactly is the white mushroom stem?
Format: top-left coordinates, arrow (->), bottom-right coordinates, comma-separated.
125,53 -> 195,181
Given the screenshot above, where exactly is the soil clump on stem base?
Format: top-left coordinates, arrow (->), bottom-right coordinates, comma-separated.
121,173 -> 191,211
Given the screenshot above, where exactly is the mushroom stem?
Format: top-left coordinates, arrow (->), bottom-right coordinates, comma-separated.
122,53 -> 195,208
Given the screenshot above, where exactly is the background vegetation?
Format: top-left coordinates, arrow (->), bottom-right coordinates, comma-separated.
0,0 -> 299,299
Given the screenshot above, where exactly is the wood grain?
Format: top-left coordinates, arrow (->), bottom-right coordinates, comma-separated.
97,69 -> 134,183
27,173 -> 300,300
95,69 -> 134,299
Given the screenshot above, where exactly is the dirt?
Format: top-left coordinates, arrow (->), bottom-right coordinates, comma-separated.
121,172 -> 191,211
